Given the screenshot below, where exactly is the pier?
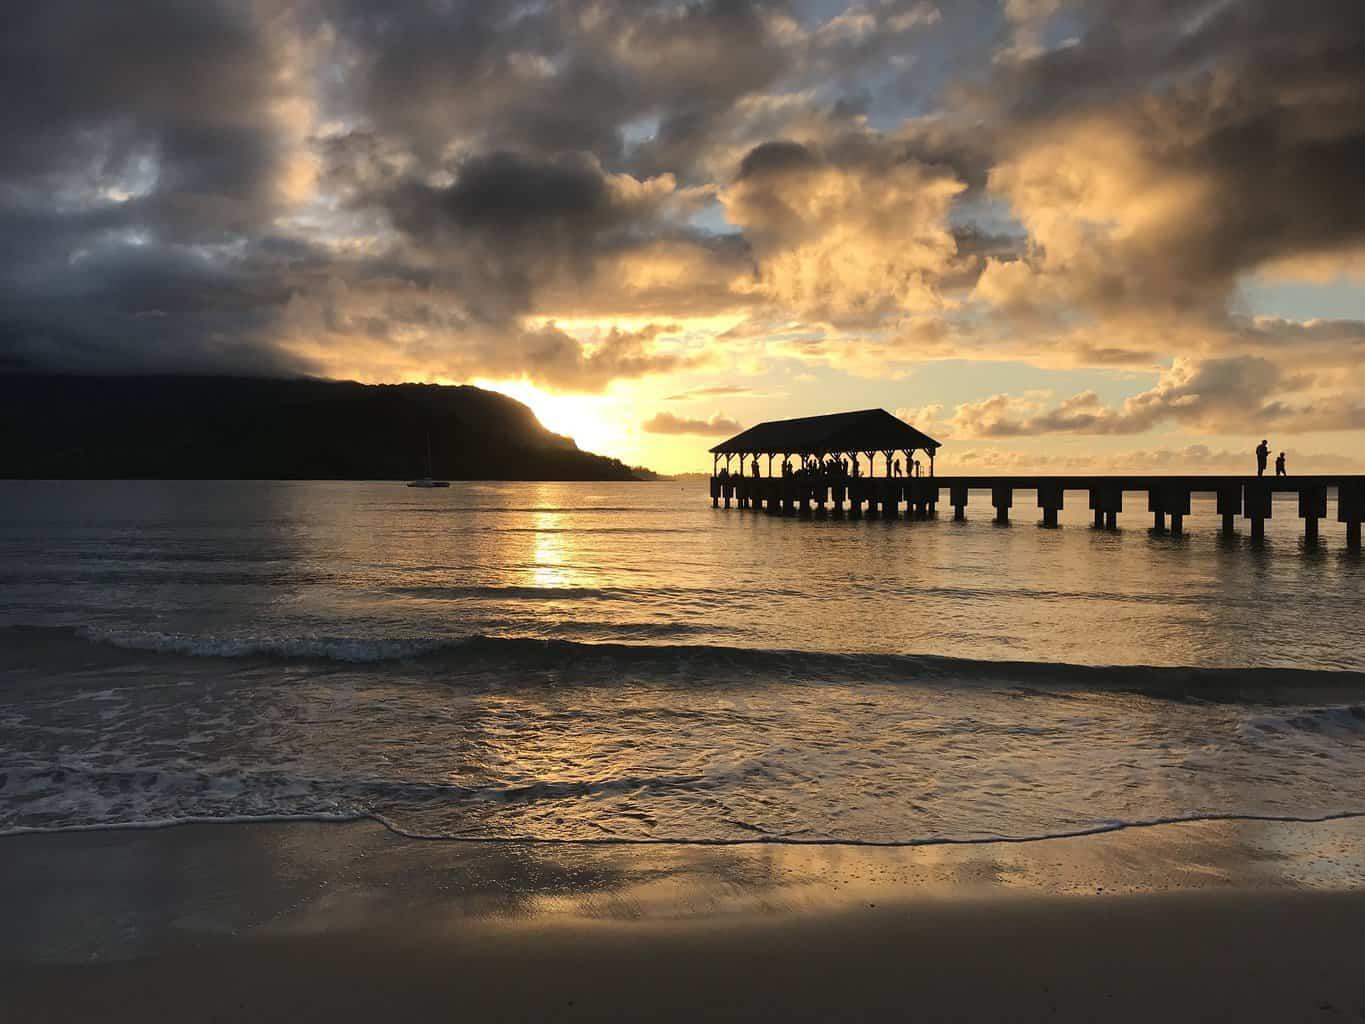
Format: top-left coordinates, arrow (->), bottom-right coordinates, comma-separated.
708,410 -> 1365,548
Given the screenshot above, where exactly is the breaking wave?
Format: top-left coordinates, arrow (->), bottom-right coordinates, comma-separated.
3,625 -> 1364,696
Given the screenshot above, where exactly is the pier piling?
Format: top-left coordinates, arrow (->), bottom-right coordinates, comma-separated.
950,484 -> 968,521
1037,484 -> 1064,528
992,486 -> 1012,525
1244,482 -> 1272,542
1339,481 -> 1364,550
1300,485 -> 1327,543
1090,486 -> 1123,531
1216,486 -> 1241,539
708,470 -> 1365,552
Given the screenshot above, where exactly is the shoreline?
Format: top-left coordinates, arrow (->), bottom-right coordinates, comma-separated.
7,804 -> 1365,846
6,817 -> 1365,1021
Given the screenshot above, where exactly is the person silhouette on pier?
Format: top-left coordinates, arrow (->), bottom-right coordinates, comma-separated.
1256,439 -> 1270,477
1275,452 -> 1287,477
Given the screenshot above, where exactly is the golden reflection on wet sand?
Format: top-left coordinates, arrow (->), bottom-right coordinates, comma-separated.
6,816 -> 1365,964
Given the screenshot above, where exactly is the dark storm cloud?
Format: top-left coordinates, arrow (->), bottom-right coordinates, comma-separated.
0,0 -> 314,374
437,152 -> 611,230
327,0 -> 796,178
372,149 -> 701,325
979,0 -> 1365,314
737,140 -> 818,179
5,0 -> 1365,403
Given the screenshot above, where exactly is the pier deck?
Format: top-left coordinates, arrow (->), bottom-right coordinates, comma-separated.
708,473 -> 1365,548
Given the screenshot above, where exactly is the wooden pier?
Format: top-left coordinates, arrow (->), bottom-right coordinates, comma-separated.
707,410 -> 1365,548
707,472 -> 1365,547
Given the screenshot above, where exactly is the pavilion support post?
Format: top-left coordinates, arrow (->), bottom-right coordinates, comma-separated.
1222,514 -> 1235,538
1043,507 -> 1058,528
1105,511 -> 1118,530
1305,517 -> 1319,544
1250,517 -> 1266,541
1153,511 -> 1166,533
1349,522 -> 1362,550
1171,514 -> 1184,536
1094,510 -> 1104,529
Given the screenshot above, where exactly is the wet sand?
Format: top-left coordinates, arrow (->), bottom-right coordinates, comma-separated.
5,818 -> 1365,1021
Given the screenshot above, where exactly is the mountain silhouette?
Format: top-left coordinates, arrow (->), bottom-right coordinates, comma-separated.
0,375 -> 641,481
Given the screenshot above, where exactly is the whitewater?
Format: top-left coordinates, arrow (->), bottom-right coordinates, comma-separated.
2,479 -> 1364,843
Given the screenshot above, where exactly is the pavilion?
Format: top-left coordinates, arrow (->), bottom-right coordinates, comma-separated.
709,408 -> 942,478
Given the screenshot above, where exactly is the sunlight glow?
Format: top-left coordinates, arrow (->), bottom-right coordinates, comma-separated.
476,379 -> 628,461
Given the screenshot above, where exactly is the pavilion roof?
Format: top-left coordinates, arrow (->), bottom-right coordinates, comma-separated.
709,408 -> 942,455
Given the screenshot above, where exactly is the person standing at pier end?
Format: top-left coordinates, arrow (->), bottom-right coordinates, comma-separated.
1276,452 -> 1287,477
1256,440 -> 1270,476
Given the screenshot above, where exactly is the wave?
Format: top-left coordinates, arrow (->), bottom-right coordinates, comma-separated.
3,624 -> 1365,695
1241,705 -> 1365,737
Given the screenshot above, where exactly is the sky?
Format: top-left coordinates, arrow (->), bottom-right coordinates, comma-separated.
3,0 -> 1365,474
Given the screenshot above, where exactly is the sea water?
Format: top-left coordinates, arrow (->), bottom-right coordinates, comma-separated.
2,479 -> 1363,843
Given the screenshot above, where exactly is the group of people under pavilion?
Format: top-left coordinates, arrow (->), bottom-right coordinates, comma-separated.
714,449 -> 930,482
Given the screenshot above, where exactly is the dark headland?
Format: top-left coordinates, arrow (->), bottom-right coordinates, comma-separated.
0,374 -> 642,481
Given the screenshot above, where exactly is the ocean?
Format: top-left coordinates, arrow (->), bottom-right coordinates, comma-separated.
2,479 -> 1363,844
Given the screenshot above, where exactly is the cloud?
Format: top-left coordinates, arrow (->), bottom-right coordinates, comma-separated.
665,384 -> 774,400
974,0 -> 1365,326
895,403 -> 947,436
2,0 -> 1365,424
940,355 -> 1365,438
721,136 -> 967,322
0,1 -> 320,375
642,411 -> 744,435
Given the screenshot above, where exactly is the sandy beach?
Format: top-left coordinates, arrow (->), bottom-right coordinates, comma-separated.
5,817 -> 1365,1022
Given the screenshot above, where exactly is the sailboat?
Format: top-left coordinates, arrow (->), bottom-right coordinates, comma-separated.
408,433 -> 450,488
